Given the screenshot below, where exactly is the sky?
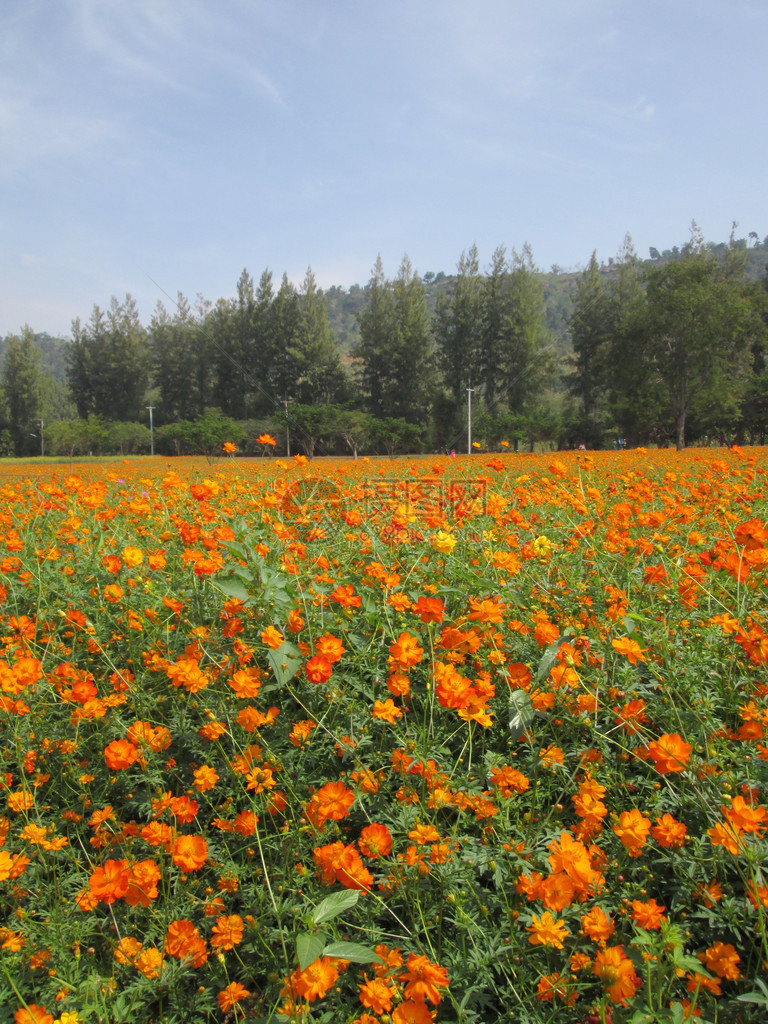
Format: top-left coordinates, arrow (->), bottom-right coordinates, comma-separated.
1,0 -> 766,337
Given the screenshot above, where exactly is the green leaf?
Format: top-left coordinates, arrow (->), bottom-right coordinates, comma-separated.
536,633 -> 571,681
296,932 -> 325,971
212,572 -> 252,604
508,689 -> 534,741
267,641 -> 303,687
322,941 -> 382,964
622,614 -> 638,635
669,1003 -> 686,1024
312,890 -> 359,925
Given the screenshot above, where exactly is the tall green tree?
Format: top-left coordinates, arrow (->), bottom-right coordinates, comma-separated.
434,245 -> 482,412
642,234 -> 761,449
390,255 -> 433,424
269,273 -> 302,407
568,252 -> 613,445
356,256 -> 396,418
479,246 -> 508,410
605,238 -> 665,444
500,244 -> 553,413
1,326 -> 41,456
150,294 -> 211,422
293,268 -> 346,405
209,270 -> 255,419
66,296 -> 150,421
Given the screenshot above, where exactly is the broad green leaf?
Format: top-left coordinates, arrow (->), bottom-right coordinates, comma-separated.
536,633 -> 571,681
322,941 -> 382,964
268,641 -> 303,687
212,573 -> 252,603
312,889 -> 359,925
296,931 -> 325,971
508,689 -> 534,741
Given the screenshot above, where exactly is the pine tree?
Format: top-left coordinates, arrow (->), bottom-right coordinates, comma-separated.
2,326 -> 41,456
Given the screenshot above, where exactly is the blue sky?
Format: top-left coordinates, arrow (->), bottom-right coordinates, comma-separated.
1,0 -> 765,337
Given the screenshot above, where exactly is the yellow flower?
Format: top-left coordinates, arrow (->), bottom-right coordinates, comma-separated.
122,546 -> 143,568
533,535 -> 553,561
431,531 -> 457,555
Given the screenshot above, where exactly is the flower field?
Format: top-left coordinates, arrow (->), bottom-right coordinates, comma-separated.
1,447 -> 767,1024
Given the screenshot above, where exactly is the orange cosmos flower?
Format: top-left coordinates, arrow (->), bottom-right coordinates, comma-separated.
699,941 -> 740,980
652,813 -> 687,849
724,794 -> 768,835
392,1001 -> 434,1024
389,632 -> 424,669
115,935 -> 142,965
103,583 -> 124,603
399,953 -> 449,1004
631,899 -> 666,930
218,982 -> 250,1012
372,698 -> 403,723
170,795 -> 199,823
305,780 -> 355,828
124,859 -> 161,907
468,596 -> 505,623
121,545 -> 143,568
330,583 -> 361,608
613,809 -> 651,857
88,858 -> 131,904
593,945 -> 641,1003
290,956 -> 340,1001
199,720 -> 227,741
229,667 -> 262,698
260,625 -> 284,649
14,1006 -> 54,1024
7,790 -> 34,813
245,766 -> 276,793
536,972 -> 577,1005
172,834 -> 208,872
359,976 -> 395,1014
136,947 -> 163,978
233,809 -> 258,836
104,739 -> 139,771
489,765 -> 530,797
193,765 -> 219,793
615,698 -> 648,733
527,911 -> 569,949
211,914 -> 244,950
334,845 -> 373,890
286,608 -> 305,632
359,823 -> 393,858
316,633 -> 345,663
611,636 -> 647,665
257,433 -> 276,446
412,595 -> 445,623
305,655 -> 333,684
164,919 -> 208,967
647,733 -> 692,774
539,872 -> 575,912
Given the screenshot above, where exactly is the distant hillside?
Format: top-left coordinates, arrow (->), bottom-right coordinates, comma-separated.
0,331 -> 70,382
325,237 -> 768,361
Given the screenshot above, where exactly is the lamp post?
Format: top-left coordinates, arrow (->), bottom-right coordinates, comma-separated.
467,386 -> 474,454
147,405 -> 155,456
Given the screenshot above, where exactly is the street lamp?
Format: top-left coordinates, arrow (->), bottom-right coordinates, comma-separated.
147,406 -> 155,456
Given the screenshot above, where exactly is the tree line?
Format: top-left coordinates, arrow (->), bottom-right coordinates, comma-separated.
2,227 -> 767,458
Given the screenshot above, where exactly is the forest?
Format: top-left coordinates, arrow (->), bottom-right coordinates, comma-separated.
2,226 -> 767,458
